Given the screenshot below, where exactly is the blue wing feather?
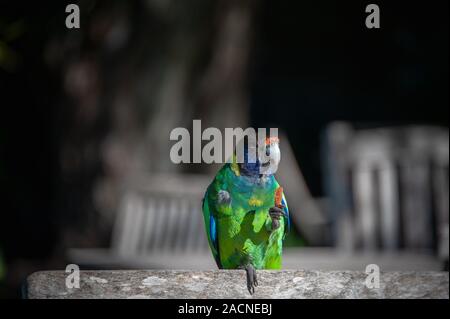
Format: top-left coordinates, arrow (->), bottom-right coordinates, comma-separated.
281,195 -> 290,237
209,214 -> 217,248
202,191 -> 222,268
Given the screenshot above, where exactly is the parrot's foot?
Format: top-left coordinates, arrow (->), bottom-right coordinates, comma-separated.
269,206 -> 284,231
245,264 -> 258,295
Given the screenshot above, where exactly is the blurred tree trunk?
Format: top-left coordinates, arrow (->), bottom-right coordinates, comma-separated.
49,0 -> 257,247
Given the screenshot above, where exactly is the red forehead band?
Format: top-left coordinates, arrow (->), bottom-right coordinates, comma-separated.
265,136 -> 280,145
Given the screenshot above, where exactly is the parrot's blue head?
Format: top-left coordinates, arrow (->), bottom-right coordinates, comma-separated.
237,137 -> 281,177
239,145 -> 261,176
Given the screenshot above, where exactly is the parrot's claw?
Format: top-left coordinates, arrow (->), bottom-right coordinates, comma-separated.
269,206 -> 284,231
245,264 -> 258,295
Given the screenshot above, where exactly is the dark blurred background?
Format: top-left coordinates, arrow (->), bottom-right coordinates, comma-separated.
0,0 -> 448,298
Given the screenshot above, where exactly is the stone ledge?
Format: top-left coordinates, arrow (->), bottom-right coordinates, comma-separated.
26,270 -> 449,299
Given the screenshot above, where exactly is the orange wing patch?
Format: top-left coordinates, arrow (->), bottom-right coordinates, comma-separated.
275,187 -> 283,208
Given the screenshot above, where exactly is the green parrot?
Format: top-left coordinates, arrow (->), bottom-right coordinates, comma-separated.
202,136 -> 290,294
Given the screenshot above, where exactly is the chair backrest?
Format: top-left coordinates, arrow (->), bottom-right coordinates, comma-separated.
110,174 -> 212,257
324,122 -> 449,254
